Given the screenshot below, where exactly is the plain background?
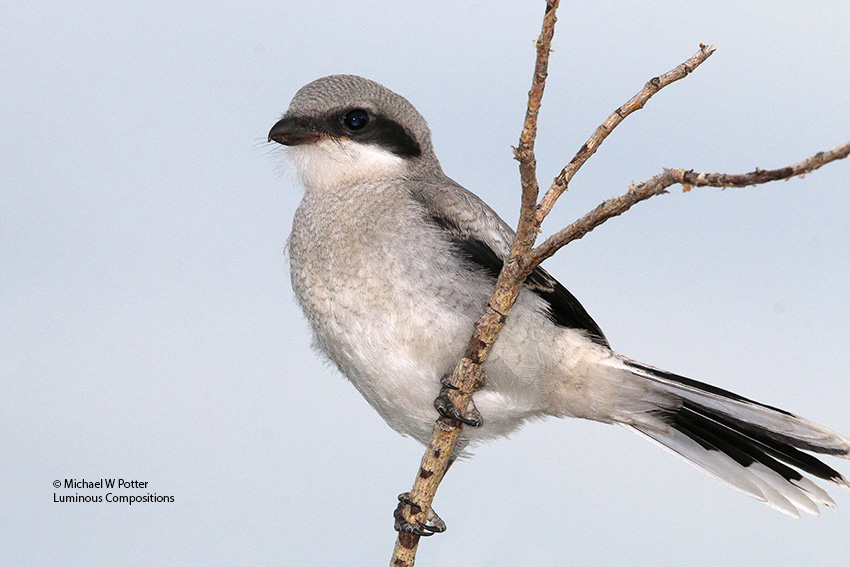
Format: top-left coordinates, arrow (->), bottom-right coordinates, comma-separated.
2,2 -> 849,565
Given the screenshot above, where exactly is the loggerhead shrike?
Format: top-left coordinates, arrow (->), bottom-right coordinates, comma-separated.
268,74 -> 849,532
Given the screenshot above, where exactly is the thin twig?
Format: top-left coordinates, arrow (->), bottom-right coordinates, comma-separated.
391,5 -> 849,567
528,139 -> 850,269
513,0 -> 560,250
535,43 -> 716,224
389,2 -> 560,567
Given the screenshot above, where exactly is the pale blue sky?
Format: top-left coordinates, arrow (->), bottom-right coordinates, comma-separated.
2,2 -> 849,565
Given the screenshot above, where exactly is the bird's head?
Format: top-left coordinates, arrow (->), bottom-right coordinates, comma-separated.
269,75 -> 440,190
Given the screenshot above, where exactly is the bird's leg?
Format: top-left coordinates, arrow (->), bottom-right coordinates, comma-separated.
395,371 -> 481,536
434,372 -> 483,427
393,458 -> 456,536
393,492 -> 447,536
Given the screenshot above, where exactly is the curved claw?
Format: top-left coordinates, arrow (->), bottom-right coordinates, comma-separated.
417,511 -> 446,534
439,374 -> 460,390
394,492 -> 447,536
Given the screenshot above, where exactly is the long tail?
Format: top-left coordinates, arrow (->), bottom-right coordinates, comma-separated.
620,358 -> 850,518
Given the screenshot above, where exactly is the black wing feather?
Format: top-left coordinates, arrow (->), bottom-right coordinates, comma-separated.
427,212 -> 608,347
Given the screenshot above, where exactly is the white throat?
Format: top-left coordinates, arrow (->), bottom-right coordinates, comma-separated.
285,138 -> 408,190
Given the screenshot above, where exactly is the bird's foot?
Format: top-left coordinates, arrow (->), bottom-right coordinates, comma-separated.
394,492 -> 447,536
434,378 -> 482,427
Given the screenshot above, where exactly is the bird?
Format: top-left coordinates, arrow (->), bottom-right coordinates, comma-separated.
268,74 -> 850,533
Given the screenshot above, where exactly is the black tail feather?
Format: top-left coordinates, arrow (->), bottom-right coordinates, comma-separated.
680,401 -> 847,485
624,357 -> 850,515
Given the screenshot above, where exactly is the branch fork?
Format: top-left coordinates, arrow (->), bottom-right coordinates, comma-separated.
390,5 -> 848,566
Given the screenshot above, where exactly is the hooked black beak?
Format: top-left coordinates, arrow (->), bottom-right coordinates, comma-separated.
268,116 -> 322,146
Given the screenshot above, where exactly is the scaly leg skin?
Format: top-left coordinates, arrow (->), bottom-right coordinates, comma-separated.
433,374 -> 483,427
394,492 -> 447,536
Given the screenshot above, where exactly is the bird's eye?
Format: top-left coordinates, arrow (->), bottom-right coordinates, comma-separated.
343,109 -> 369,131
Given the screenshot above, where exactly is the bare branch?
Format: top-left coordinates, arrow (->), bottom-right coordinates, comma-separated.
670,141 -> 850,188
535,43 -> 716,224
390,4 -> 849,566
528,139 -> 850,269
513,0 -> 560,251
389,3 -> 560,566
